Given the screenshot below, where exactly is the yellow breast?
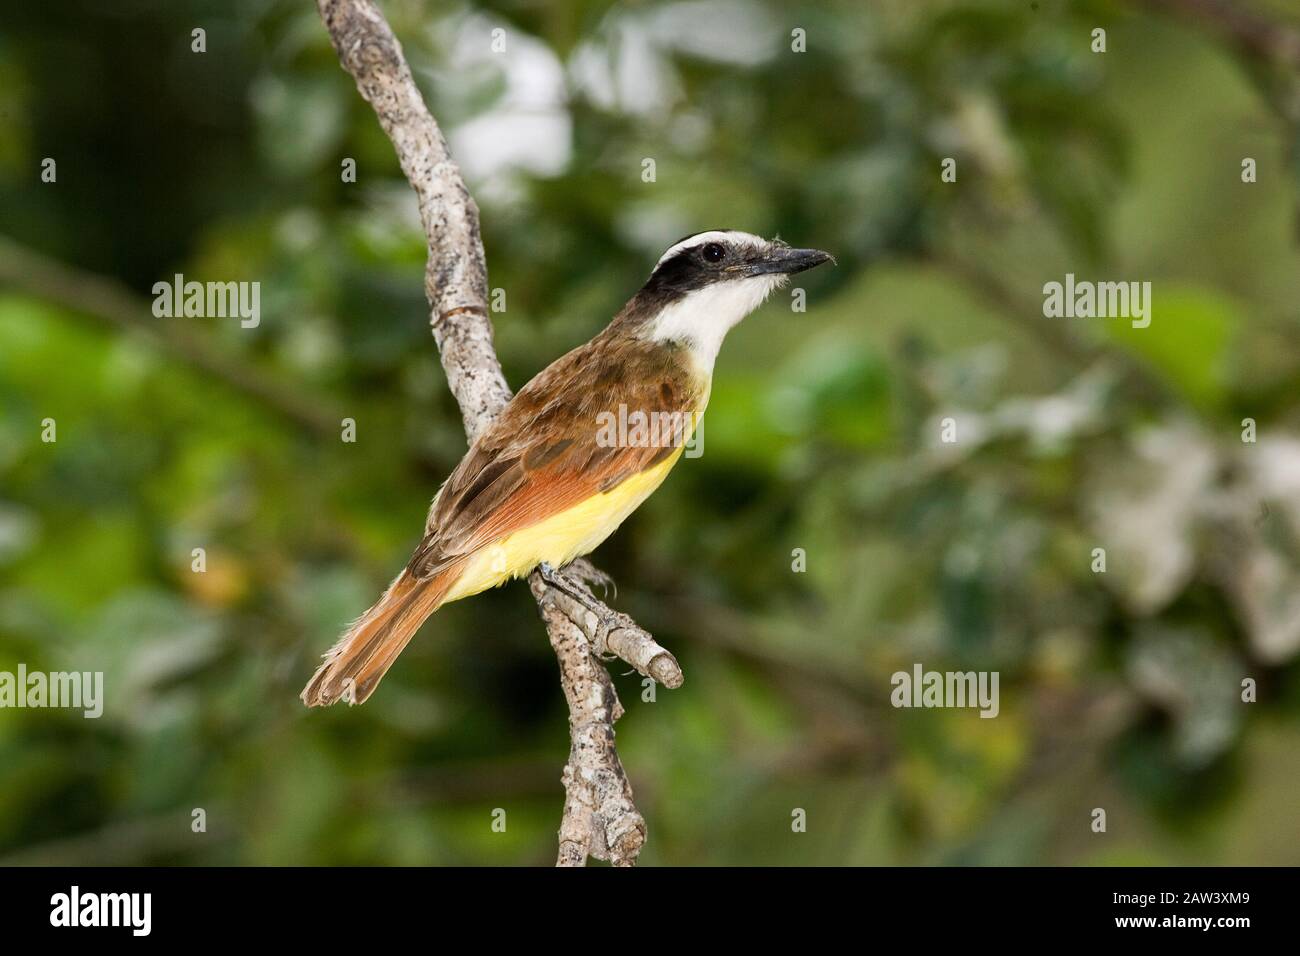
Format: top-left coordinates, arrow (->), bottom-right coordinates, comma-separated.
444,447 -> 685,603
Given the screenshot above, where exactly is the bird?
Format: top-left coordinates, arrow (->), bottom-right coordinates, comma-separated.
302,230 -> 832,707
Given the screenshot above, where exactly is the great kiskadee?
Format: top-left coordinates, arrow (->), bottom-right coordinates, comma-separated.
302,230 -> 832,706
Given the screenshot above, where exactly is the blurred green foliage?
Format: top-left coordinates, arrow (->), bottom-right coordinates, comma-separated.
1,0 -> 1299,865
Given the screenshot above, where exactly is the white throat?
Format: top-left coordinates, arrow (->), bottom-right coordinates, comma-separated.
644,274 -> 785,372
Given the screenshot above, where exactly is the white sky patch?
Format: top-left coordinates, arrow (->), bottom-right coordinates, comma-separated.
646,0 -> 778,65
438,16 -> 572,183
569,22 -> 678,116
569,0 -> 776,117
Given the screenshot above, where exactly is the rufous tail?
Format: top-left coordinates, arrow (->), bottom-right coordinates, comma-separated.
301,565 -> 460,707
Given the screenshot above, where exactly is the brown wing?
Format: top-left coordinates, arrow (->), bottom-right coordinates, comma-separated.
406,334 -> 704,579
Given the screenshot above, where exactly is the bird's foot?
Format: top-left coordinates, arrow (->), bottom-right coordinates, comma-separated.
536,562 -> 588,604
563,557 -> 617,599
537,559 -> 615,600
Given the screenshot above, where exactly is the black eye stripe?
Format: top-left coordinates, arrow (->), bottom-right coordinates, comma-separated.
635,238 -> 742,310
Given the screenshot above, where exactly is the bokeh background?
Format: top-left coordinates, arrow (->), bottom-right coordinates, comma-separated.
1,0 -> 1299,865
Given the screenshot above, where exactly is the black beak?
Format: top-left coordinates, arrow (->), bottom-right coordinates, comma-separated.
744,246 -> 835,277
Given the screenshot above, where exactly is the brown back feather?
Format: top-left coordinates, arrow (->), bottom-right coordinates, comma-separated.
409,333 -> 706,579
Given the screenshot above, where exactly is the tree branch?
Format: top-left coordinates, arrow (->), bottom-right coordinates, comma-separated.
315,0 -> 676,866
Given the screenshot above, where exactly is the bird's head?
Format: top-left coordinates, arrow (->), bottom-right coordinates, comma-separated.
621,230 -> 834,371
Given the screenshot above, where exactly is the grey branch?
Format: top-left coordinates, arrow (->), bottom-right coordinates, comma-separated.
540,559 -> 683,689
315,0 -> 677,865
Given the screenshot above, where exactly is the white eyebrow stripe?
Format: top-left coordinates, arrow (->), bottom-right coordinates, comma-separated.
655,230 -> 765,268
